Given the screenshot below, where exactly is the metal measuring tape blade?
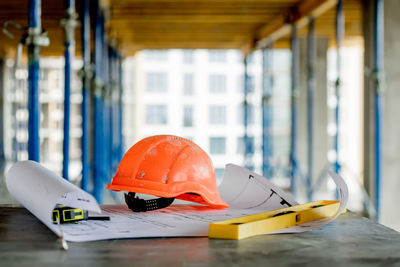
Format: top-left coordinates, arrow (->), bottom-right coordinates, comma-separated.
209,200 -> 344,240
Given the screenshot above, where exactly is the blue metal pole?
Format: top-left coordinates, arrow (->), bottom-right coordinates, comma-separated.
62,0 -> 76,180
114,50 -> 120,172
334,0 -> 344,175
27,0 -> 41,162
102,27 -> 110,183
110,48 -> 118,173
262,45 -> 274,178
374,0 -> 383,221
105,43 -> 113,180
290,24 -> 299,197
333,0 -> 344,200
81,0 -> 90,190
108,47 -> 115,174
93,2 -> 104,203
62,40 -> 71,180
113,51 -> 118,172
307,17 -> 315,201
243,56 -> 253,170
118,53 -> 124,161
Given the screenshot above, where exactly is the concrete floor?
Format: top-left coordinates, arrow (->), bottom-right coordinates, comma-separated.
0,208 -> 399,266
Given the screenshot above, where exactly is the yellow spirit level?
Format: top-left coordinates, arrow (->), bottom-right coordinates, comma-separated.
209,200 -> 344,240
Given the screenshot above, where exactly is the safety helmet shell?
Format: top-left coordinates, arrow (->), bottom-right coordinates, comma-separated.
106,135 -> 229,209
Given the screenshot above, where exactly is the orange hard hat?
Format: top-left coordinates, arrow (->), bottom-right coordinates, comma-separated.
106,135 -> 229,211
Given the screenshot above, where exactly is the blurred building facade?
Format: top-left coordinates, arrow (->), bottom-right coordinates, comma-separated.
4,58 -> 83,179
0,47 -> 365,215
124,49 -> 293,183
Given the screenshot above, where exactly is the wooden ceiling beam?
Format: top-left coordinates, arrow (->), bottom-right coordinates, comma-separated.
110,14 -> 278,24
0,0 -> 362,56
254,0 -> 338,49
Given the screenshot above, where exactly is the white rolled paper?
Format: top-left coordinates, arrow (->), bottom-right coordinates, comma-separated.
6,161 -> 100,236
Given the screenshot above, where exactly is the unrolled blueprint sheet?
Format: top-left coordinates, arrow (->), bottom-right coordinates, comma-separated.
6,162 -> 348,242
45,164 -> 299,241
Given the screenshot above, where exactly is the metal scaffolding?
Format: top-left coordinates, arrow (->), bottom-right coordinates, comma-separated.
27,0 -> 43,161
261,45 -> 274,179
0,0 -> 374,207
61,0 -> 78,180
334,0 -> 343,178
373,0 -> 384,220
117,53 -> 124,163
307,17 -> 315,201
289,24 -> 299,196
93,1 -> 105,202
243,55 -> 253,171
109,47 -> 121,175
80,0 -> 91,191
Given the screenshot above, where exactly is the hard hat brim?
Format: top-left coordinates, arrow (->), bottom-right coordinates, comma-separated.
106,179 -> 229,209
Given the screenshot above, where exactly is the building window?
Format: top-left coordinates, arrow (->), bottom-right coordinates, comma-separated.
183,50 -> 194,64
209,50 -> 227,63
236,50 -> 244,63
183,73 -> 194,95
210,137 -> 226,155
209,105 -> 226,125
144,50 -> 168,61
145,105 -> 168,125
209,74 -> 226,93
238,103 -> 254,125
146,72 -> 168,92
183,106 -> 193,127
237,136 -> 255,154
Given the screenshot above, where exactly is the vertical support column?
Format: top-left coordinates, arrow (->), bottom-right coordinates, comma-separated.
0,59 -> 5,170
102,28 -> 110,183
333,0 -> 344,200
243,55 -> 253,170
108,46 -> 115,176
61,0 -> 78,180
306,17 -> 315,201
334,0 -> 344,176
93,1 -> 105,202
363,0 -> 385,221
381,0 -> 400,229
118,53 -> 124,160
105,44 -> 113,179
373,0 -> 383,220
81,0 -> 90,190
110,48 -> 119,173
27,0 -> 42,162
262,45 -> 274,178
289,24 -> 299,196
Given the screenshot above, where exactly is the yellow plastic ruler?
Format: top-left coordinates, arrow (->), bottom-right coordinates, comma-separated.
209,200 -> 344,240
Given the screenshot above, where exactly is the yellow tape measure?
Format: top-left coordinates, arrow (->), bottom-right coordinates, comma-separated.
52,204 -> 110,224
209,200 -> 344,240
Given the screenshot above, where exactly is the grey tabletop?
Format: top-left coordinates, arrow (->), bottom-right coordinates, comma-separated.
0,207 -> 400,267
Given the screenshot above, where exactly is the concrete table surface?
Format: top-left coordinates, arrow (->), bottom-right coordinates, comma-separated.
0,207 -> 399,267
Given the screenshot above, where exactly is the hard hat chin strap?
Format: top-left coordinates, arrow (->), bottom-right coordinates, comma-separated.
124,192 -> 175,212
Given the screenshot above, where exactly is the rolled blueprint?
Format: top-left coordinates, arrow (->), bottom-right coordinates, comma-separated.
6,161 -> 100,235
